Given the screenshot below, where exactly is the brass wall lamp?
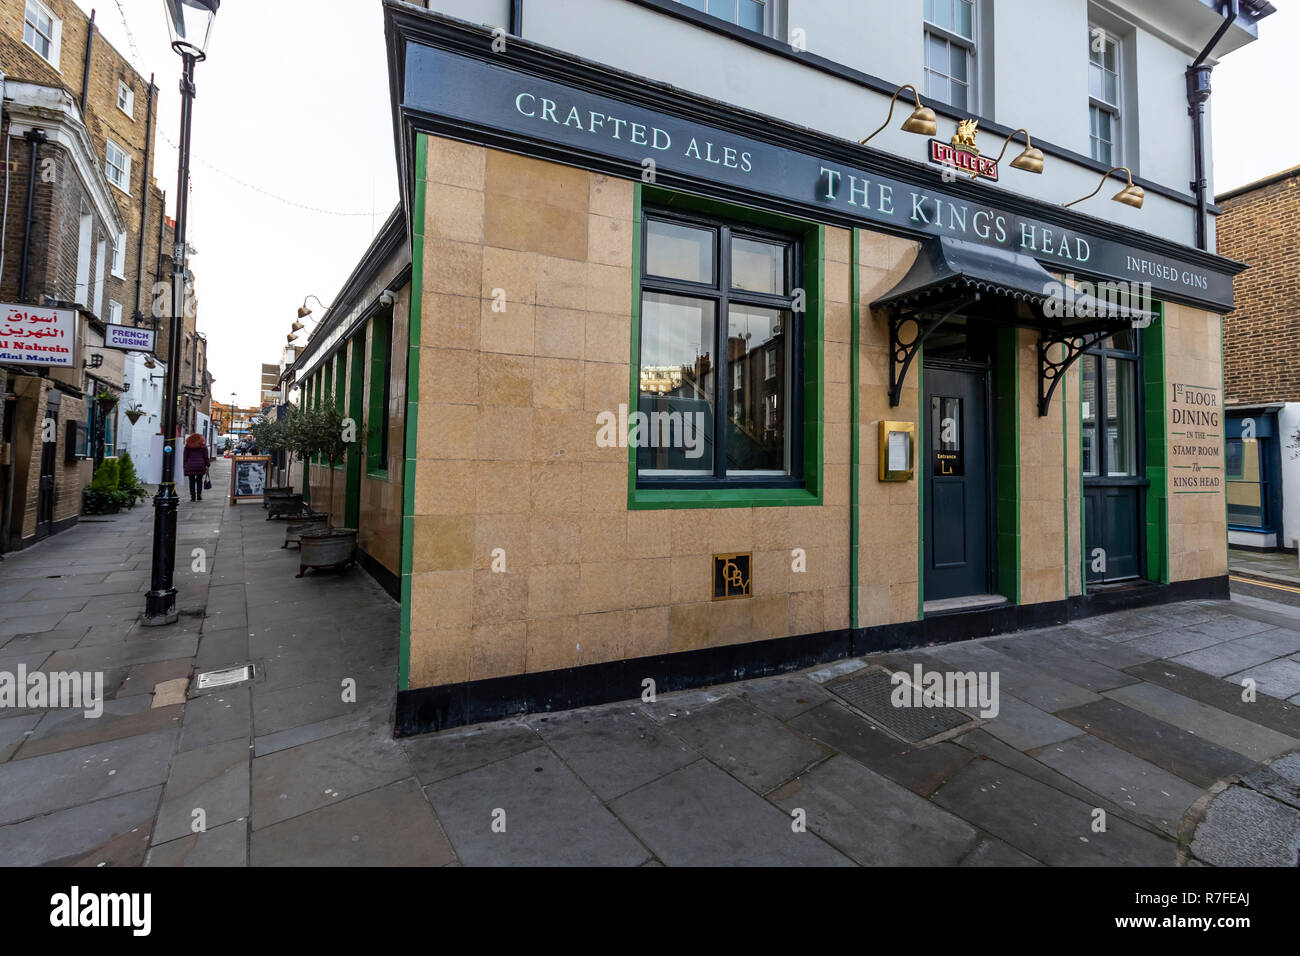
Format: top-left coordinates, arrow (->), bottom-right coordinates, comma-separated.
861,84 -> 937,145
1065,166 -> 1145,209
978,128 -> 1044,179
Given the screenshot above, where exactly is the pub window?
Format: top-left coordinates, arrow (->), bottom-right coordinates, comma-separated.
677,0 -> 770,35
1080,331 -> 1138,479
924,0 -> 977,111
366,311 -> 392,475
637,208 -> 801,486
1088,25 -> 1122,166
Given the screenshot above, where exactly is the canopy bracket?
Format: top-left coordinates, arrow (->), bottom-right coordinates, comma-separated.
888,296 -> 978,407
1037,329 -> 1114,417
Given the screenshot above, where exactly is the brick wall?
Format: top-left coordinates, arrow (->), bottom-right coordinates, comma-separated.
1217,171 -> 1300,405
2,0 -> 167,326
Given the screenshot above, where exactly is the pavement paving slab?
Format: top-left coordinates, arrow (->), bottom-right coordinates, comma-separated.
153,737 -> 251,845
0,728 -> 177,826
526,706 -> 696,801
402,721 -> 546,786
147,819 -> 248,867
1055,698 -> 1255,788
1229,658 -> 1300,702
958,837 -> 1043,866
1121,660 -> 1300,737
427,747 -> 650,866
1104,682 -> 1297,761
250,726 -> 412,830
768,754 -> 979,865
788,700 -> 974,796
931,758 -> 1176,866
0,786 -> 161,867
1030,734 -> 1204,836
250,778 -> 454,866
609,759 -> 852,866
976,693 -> 1087,751
667,696 -> 833,794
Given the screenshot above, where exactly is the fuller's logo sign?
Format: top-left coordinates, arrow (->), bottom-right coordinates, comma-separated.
930,119 -> 999,181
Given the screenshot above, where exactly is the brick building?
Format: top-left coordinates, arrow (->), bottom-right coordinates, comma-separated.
0,0 -> 209,548
1218,164 -> 1300,551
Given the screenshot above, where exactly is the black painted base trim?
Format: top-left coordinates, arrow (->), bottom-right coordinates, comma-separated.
394,575 -> 1230,736
17,514 -> 79,550
356,547 -> 400,601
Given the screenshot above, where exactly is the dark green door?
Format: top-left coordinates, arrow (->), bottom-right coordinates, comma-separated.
924,366 -> 991,601
344,339 -> 365,530
1081,332 -> 1144,583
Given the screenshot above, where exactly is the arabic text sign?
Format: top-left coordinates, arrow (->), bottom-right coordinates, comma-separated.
104,324 -> 156,352
0,303 -> 77,368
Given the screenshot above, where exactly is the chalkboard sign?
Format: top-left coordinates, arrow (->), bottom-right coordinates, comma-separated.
229,456 -> 271,504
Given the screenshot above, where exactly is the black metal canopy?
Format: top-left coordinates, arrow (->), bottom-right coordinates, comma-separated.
871,237 -> 1154,416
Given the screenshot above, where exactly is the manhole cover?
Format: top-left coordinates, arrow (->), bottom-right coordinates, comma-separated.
195,664 -> 254,689
828,667 -> 973,743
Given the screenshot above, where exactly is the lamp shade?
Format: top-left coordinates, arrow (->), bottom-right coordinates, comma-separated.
297,306 -> 312,319
163,0 -> 219,59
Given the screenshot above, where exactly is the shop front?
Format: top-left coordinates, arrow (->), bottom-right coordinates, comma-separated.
381,5 -> 1242,734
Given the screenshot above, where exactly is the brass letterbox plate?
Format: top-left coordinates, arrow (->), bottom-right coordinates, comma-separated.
879,421 -> 915,482
713,552 -> 752,600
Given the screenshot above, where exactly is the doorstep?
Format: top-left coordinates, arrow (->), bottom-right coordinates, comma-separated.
923,594 -> 1010,616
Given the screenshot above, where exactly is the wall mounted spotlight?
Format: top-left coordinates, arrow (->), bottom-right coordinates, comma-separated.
861,84 -> 937,146
1065,166 -> 1144,209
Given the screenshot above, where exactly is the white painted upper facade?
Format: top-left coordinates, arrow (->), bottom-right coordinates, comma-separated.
420,0 -> 1266,250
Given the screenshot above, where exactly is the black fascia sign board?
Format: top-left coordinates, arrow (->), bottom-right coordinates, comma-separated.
402,42 -> 1237,312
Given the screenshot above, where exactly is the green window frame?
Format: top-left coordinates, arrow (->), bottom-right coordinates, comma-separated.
366,311 -> 393,476
628,184 -> 823,511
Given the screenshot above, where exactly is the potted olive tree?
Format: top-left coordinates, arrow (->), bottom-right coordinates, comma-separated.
278,407 -> 327,547
295,390 -> 357,576
249,414 -> 295,507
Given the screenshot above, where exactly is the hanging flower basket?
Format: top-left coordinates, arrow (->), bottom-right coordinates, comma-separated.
124,407 -> 145,425
93,392 -> 118,414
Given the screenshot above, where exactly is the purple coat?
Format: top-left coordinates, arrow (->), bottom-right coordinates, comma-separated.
182,443 -> 210,476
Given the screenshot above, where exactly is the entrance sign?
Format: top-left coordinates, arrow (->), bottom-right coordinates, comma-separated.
0,303 -> 76,368
1169,383 -> 1222,494
402,43 -> 1239,311
104,324 -> 156,352
230,455 -> 271,503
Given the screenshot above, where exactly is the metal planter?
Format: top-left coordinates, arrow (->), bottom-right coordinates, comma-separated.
263,486 -> 296,509
265,494 -> 306,519
283,512 -> 329,549
297,528 -> 357,578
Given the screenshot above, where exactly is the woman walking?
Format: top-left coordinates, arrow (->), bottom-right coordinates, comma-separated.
182,432 -> 211,501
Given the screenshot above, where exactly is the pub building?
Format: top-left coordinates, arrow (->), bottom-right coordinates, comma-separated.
287,1 -> 1263,734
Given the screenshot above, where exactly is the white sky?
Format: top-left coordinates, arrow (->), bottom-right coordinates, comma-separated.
74,0 -> 399,407
74,2 -> 1296,404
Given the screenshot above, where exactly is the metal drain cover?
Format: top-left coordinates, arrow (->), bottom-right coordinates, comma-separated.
195,664 -> 254,689
828,668 -> 972,743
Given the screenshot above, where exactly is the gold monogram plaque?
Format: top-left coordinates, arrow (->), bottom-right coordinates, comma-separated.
713,552 -> 752,600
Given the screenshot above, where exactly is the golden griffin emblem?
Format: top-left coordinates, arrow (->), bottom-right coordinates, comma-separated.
952,119 -> 980,155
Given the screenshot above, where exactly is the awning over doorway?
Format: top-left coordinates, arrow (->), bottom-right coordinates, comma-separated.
871,237 -> 1154,415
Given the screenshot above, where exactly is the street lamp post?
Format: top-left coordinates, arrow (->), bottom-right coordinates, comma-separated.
144,0 -> 220,626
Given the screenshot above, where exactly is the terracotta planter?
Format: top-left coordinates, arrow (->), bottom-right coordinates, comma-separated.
296,527 -> 357,577
282,512 -> 328,549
